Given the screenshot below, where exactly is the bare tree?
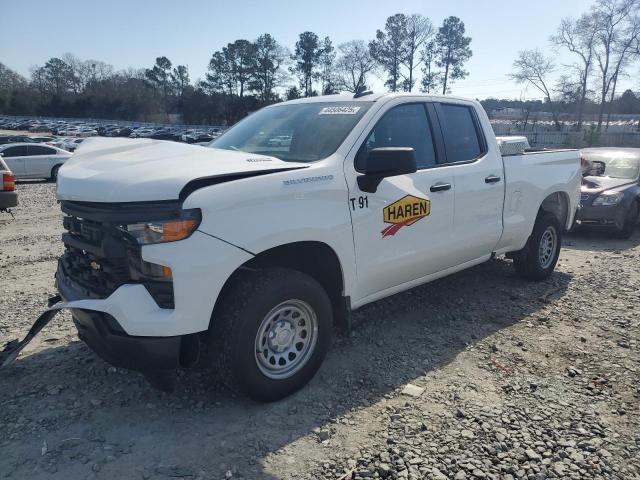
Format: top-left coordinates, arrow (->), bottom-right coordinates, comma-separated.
605,12 -> 640,128
401,14 -> 434,91
335,40 -> 377,93
509,49 -> 561,130
591,0 -> 640,130
551,15 -> 598,130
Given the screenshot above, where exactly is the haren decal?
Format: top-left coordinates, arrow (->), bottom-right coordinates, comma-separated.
381,195 -> 430,237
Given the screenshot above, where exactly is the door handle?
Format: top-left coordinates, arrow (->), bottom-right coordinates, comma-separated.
485,175 -> 501,184
430,182 -> 451,192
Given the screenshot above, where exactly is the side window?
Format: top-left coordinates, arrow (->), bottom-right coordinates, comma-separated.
438,104 -> 484,163
357,103 -> 436,169
2,146 -> 28,157
28,145 -> 56,156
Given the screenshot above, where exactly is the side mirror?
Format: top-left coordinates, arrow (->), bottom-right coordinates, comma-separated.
357,147 -> 417,193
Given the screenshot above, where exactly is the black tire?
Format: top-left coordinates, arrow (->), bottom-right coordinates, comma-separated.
615,202 -> 638,239
513,212 -> 562,281
210,268 -> 333,402
50,164 -> 61,182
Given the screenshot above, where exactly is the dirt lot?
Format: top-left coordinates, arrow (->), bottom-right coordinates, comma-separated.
0,182 -> 638,480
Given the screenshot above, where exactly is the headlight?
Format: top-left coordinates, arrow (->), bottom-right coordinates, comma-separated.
121,209 -> 201,245
592,191 -> 623,206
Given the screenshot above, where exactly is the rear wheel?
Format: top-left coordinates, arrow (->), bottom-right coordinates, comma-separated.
615,202 -> 638,239
513,212 -> 562,281
50,164 -> 61,182
210,268 -> 333,402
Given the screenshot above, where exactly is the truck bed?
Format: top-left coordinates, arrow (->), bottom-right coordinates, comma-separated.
495,149 -> 582,254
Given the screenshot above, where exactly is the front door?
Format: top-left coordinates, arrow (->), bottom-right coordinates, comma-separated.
345,100 -> 456,303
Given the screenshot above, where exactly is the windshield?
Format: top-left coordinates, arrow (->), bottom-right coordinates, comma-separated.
585,152 -> 640,180
209,101 -> 373,162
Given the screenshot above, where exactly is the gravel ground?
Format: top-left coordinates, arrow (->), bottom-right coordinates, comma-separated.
0,182 -> 638,480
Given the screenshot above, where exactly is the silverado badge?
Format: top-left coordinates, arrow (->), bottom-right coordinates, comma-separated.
381,195 -> 430,238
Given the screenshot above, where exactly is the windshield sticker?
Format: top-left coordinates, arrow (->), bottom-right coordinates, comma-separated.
283,175 -> 334,186
381,195 -> 430,238
318,106 -> 361,115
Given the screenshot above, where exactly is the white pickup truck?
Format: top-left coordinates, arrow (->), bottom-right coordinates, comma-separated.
3,93 -> 581,401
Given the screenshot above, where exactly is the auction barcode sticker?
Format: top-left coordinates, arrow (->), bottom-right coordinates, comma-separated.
318,106 -> 361,115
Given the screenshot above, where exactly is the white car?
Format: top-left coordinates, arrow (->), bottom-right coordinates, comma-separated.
0,143 -> 72,180
60,138 -> 85,152
8,93 -> 582,401
130,128 -> 155,138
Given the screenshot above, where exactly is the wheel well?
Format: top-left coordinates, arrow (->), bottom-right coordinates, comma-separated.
539,192 -> 569,229
51,163 -> 62,177
213,241 -> 349,330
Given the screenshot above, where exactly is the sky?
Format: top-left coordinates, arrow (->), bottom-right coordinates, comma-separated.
1,0 -> 637,100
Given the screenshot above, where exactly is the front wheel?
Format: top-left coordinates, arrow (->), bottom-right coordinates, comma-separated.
210,268 -> 333,402
512,212 -> 562,281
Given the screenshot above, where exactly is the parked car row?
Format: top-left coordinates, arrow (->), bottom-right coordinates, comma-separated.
0,117 -> 224,144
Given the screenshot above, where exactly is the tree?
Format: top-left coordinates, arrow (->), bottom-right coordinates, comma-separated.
335,40 -> 377,93
291,31 -> 322,96
402,14 -> 434,91
226,39 -> 257,99
509,49 -> 561,130
420,40 -> 441,93
551,14 -> 599,130
145,56 -> 173,114
251,33 -> 288,102
171,65 -> 190,110
206,51 -> 234,96
36,58 -> 75,96
318,36 -> 337,94
434,16 -> 472,94
591,0 -> 640,130
369,14 -> 408,92
286,86 -> 301,100
614,88 -> 640,112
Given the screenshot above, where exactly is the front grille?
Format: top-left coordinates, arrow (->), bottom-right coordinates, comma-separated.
60,216 -> 132,299
58,201 -> 175,308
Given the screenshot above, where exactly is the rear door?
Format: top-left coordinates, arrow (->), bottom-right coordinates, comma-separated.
1,146 -> 28,177
25,145 -> 58,178
434,102 -> 503,263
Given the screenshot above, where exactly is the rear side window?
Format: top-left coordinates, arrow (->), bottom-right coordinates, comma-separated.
438,104 -> 484,163
28,145 -> 56,155
357,103 -> 436,169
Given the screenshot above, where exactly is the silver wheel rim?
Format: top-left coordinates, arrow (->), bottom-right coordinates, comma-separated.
538,226 -> 557,269
254,299 -> 318,380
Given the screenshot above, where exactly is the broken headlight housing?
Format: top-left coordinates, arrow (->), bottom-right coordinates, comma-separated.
120,209 -> 201,245
592,191 -> 623,207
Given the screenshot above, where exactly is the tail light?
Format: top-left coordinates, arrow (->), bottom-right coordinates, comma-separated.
2,173 -> 15,192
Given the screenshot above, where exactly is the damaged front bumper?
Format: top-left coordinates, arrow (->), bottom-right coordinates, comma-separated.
0,291 -> 187,375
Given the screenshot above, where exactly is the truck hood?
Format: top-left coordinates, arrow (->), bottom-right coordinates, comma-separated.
581,176 -> 636,193
56,137 -> 307,202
